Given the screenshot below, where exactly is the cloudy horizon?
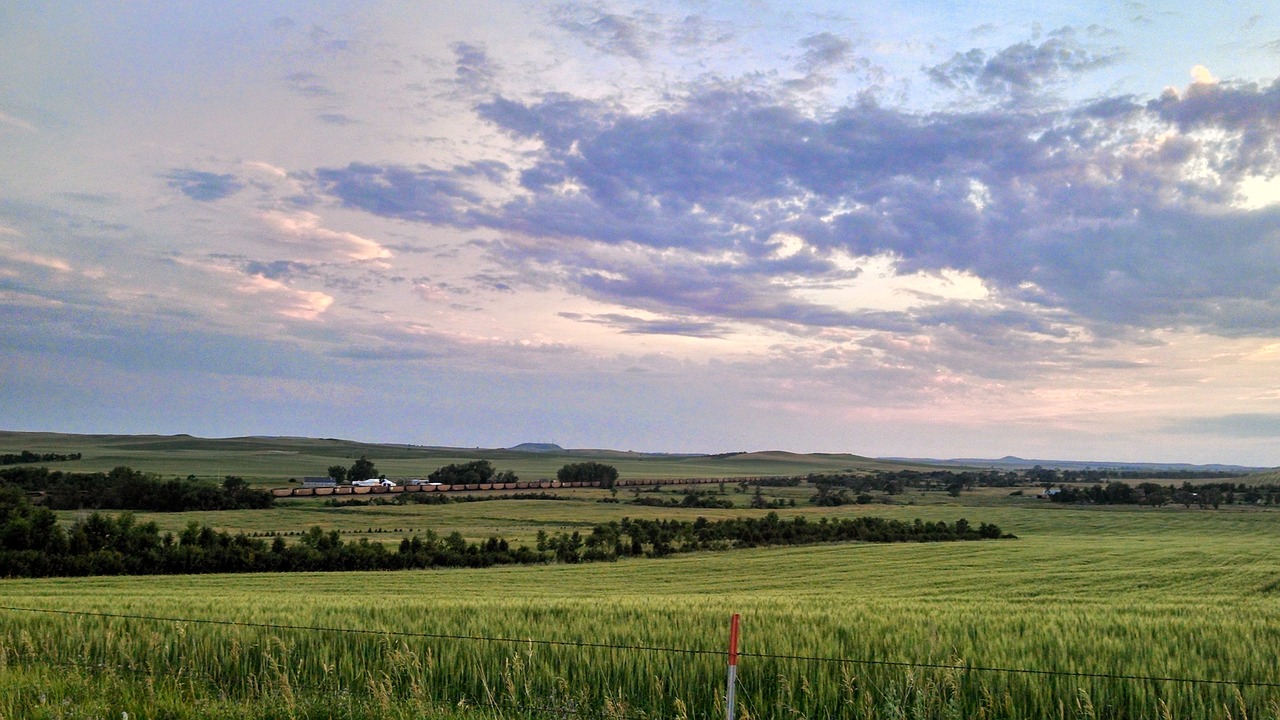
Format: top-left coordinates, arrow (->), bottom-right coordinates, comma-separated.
3,1 -> 1280,465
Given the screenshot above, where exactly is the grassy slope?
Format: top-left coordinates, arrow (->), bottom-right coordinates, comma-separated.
0,430 -> 936,482
8,432 -> 1280,717
6,498 -> 1280,719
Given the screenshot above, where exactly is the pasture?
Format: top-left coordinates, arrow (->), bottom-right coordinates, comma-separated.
8,485 -> 1280,719
0,431 -> 939,483
6,432 -> 1280,718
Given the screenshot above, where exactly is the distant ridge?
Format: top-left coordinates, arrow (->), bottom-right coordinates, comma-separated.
3,430 -> 1266,475
878,455 -> 1269,473
507,442 -> 565,453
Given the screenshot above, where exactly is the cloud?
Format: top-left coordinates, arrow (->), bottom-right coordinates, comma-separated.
926,30 -> 1120,102
164,169 -> 244,201
558,311 -> 728,338
0,241 -> 73,272
306,44 -> 1280,344
669,14 -> 735,49
315,162 -> 495,224
238,273 -> 334,320
784,32 -> 876,93
1165,413 -> 1280,439
306,25 -> 349,56
1149,74 -> 1280,137
329,345 -> 443,361
795,32 -> 854,74
452,42 -> 496,92
552,5 -> 661,61
1190,64 -> 1217,85
261,210 -> 391,261
317,112 -> 358,125
285,71 -> 332,97
242,260 -> 314,280
0,110 -> 37,133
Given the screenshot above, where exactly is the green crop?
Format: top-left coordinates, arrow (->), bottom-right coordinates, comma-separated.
5,496 -> 1280,719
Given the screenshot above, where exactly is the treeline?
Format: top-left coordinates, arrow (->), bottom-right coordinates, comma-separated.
808,470 -> 1024,495
0,489 -> 541,578
541,513 -> 1012,562
631,489 -> 735,509
1049,481 -> 1280,507
428,459 -> 517,486
0,450 -> 81,465
0,466 -> 273,511
0,490 -> 1009,578
1028,466 -> 1247,484
805,467 -> 1254,497
325,491 -> 568,507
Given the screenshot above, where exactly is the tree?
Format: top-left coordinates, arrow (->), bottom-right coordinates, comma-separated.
327,465 -> 348,483
348,456 -> 377,483
429,460 -> 496,485
556,462 -> 619,489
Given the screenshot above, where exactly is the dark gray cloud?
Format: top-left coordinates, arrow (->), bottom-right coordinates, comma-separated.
927,30 -> 1120,102
164,169 -> 244,201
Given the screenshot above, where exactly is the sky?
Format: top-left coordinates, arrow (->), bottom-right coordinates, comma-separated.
2,1 -> 1280,465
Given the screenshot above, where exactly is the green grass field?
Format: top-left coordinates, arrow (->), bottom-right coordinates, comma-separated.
0,431 -> 943,484
6,433 -> 1280,718
10,490 -> 1280,718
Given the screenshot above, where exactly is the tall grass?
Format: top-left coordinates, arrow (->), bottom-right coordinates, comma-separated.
8,495 -> 1280,718
5,515 -> 1280,719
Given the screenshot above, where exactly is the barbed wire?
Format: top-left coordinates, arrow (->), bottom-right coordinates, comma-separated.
2,604 -> 1277,690
0,605 -> 721,658
4,651 -> 614,720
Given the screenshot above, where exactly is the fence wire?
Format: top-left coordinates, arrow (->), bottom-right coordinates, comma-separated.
2,604 -> 1275,691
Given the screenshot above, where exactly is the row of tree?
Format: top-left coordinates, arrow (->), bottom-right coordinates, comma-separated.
801,468 -> 1257,498
429,459 -> 516,485
1,450 -> 82,466
1029,466 -> 1248,484
631,489 -> 735,509
326,455 -> 380,484
539,513 -> 1011,562
1048,481 -> 1280,508
0,459 -> 621,513
0,466 -> 273,512
0,489 -> 1008,578
326,458 -> 619,488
